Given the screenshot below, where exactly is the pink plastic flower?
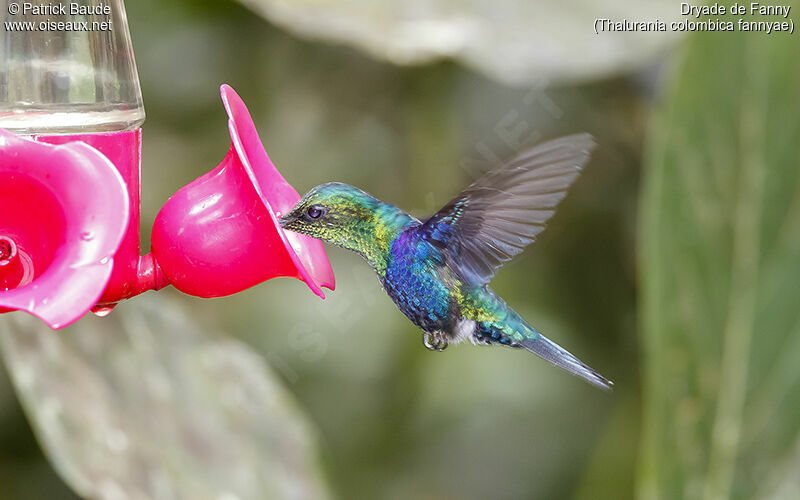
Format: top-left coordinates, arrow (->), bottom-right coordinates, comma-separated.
150,85 -> 336,298
222,85 -> 335,297
0,129 -> 130,328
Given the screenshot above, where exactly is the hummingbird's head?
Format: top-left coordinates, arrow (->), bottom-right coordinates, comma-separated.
279,182 -> 414,268
279,182 -> 381,244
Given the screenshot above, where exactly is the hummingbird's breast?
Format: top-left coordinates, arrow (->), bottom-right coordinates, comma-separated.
382,232 -> 453,332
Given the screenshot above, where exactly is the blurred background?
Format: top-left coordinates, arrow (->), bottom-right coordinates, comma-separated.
1,0 -> 799,499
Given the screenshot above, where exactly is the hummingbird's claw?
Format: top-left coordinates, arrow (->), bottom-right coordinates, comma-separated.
423,331 -> 448,352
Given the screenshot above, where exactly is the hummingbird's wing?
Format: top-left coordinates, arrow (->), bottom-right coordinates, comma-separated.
418,133 -> 594,285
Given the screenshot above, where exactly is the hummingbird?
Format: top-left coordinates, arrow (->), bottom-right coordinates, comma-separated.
279,134 -> 612,390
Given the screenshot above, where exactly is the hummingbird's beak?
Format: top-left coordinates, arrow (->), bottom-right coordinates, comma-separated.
278,214 -> 290,228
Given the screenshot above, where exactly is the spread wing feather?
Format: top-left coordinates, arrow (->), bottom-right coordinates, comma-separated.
417,133 -> 595,285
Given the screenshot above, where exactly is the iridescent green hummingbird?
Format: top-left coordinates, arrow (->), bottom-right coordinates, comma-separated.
279,134 -> 611,389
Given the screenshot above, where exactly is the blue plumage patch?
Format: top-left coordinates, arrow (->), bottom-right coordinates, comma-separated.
384,233 -> 451,331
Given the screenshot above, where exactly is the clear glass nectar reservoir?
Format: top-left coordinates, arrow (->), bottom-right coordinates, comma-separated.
0,0 -> 144,134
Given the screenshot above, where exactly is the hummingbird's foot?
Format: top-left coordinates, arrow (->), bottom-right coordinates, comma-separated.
423,331 -> 448,351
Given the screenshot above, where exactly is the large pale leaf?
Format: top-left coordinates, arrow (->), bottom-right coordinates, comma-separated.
0,295 -> 330,500
638,10 -> 800,500
236,0 -> 684,86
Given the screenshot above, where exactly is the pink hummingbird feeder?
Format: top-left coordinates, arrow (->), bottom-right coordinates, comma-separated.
0,0 -> 334,329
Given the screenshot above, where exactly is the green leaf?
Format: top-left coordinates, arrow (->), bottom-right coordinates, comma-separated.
0,296 -> 331,500
638,11 -> 800,500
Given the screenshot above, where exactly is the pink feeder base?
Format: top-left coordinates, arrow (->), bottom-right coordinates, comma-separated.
0,84 -> 335,329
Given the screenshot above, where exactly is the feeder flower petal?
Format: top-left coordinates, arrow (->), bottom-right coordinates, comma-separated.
222,84 -> 336,297
0,129 -> 130,329
150,86 -> 335,298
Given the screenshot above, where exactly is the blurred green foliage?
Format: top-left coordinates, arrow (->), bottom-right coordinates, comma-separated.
0,0 -> 797,499
639,8 -> 800,500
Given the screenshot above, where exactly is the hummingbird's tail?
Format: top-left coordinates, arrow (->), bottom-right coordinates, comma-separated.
519,334 -> 613,391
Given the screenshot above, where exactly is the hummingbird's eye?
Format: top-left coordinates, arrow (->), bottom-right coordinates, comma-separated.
306,205 -> 325,220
